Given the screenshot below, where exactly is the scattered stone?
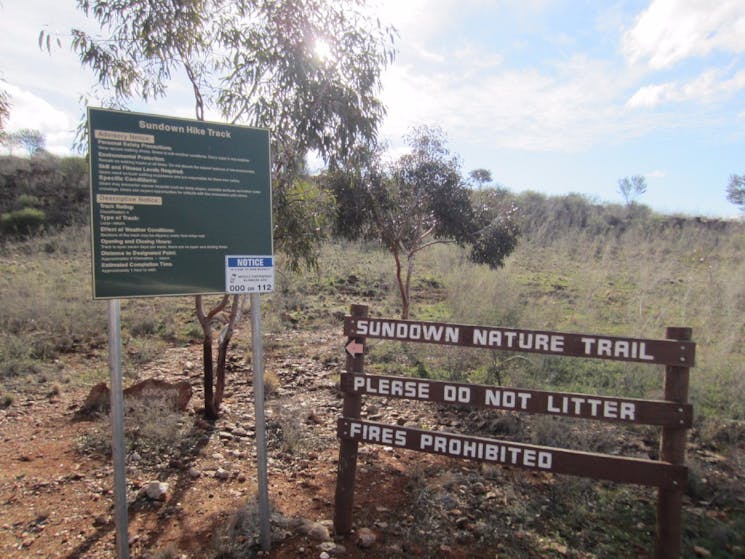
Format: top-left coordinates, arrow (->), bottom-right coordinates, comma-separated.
356,527 -> 377,548
318,541 -> 337,552
142,481 -> 168,501
188,467 -> 201,479
319,552 -> 330,559
214,468 -> 231,480
308,523 -> 330,541
298,520 -> 330,541
694,546 -> 712,557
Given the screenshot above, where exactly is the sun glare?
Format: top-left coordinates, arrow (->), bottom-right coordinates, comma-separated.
314,38 -> 332,61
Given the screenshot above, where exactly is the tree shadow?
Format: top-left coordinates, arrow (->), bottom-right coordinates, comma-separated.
62,416 -> 216,559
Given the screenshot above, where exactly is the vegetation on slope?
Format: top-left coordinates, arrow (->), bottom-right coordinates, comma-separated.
1,165 -> 744,556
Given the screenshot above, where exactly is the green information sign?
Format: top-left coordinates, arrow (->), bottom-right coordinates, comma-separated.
88,108 -> 272,298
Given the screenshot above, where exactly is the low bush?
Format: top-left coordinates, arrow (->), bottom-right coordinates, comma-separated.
0,207 -> 46,235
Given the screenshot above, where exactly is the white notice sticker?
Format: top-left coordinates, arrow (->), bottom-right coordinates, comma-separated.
225,255 -> 274,293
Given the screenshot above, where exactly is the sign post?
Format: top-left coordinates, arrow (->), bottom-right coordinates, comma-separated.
107,299 -> 129,559
655,327 -> 692,558
334,304 -> 368,534
250,293 -> 271,550
87,108 -> 274,557
334,305 -> 694,557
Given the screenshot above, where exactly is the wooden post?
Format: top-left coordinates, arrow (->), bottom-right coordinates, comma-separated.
334,304 -> 368,535
655,327 -> 692,559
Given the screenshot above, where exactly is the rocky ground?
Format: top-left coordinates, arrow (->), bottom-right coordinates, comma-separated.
1,320 -> 743,558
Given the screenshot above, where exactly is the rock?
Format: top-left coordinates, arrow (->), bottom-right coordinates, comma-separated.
124,379 -> 192,411
143,481 -> 168,501
356,527 -> 377,548
298,520 -> 330,541
77,382 -> 109,415
319,553 -> 330,559
214,468 -> 231,480
308,523 -> 330,541
77,379 -> 193,416
188,467 -> 201,479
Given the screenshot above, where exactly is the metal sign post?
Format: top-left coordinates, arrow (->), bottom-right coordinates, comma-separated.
250,293 -> 271,550
107,299 -> 129,559
88,108 -> 274,556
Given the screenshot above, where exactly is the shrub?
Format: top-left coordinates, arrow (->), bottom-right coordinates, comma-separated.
263,370 -> 280,396
1,393 -> 13,408
77,394 -> 186,466
211,497 -> 266,558
0,207 -> 46,236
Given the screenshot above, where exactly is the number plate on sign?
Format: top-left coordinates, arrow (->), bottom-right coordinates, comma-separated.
225,255 -> 274,293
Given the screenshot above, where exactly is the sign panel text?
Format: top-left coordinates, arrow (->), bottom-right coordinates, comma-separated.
340,373 -> 692,427
344,317 -> 695,366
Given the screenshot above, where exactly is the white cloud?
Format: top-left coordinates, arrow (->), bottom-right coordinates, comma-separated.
626,68 -> 745,108
626,82 -> 676,108
382,52 -> 633,153
623,0 -> 745,69
645,169 -> 666,179
4,83 -> 75,155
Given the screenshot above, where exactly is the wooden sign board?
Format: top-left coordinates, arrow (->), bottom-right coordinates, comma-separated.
344,316 -> 695,366
335,306 -> 694,558
338,418 -> 687,490
340,372 -> 693,427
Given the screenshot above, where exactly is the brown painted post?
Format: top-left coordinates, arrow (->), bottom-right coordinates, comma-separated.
655,327 -> 692,559
334,304 -> 368,534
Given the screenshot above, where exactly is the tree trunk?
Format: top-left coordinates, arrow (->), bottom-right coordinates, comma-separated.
392,248 -> 409,319
403,253 -> 415,320
202,332 -> 217,420
196,294 -> 229,420
215,294 -> 241,408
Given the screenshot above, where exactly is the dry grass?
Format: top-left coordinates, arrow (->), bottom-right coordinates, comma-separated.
415,222 -> 745,420
2,217 -> 743,424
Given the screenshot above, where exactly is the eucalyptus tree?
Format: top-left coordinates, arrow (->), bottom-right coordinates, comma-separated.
327,126 -> 519,319
726,174 -> 745,214
9,129 -> 46,156
469,168 -> 492,190
0,86 -> 8,135
0,76 -> 10,144
618,175 -> 647,206
44,0 -> 395,418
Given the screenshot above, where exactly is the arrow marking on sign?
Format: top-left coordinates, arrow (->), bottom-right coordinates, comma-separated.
345,339 -> 364,357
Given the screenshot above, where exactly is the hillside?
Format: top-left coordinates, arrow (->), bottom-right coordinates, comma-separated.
0,206 -> 744,557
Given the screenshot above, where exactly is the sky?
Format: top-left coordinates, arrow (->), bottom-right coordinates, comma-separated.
1,0 -> 744,218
